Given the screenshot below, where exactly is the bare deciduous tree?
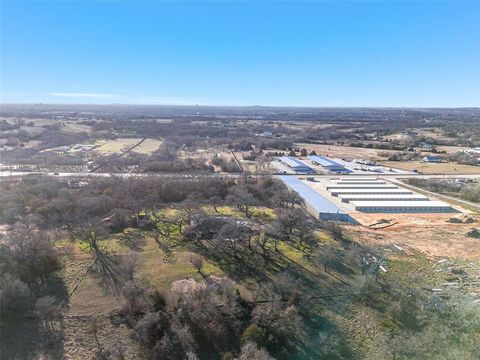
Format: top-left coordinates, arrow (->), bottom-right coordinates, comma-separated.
35,295 -> 64,333
190,255 -> 204,276
235,342 -> 274,360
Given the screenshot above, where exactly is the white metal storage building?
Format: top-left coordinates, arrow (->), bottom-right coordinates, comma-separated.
279,176 -> 357,223
326,184 -> 398,190
335,181 -> 387,185
339,194 -> 429,203
279,157 -> 314,174
337,177 -> 378,181
331,189 -> 412,196
308,156 -> 352,173
352,200 -> 454,213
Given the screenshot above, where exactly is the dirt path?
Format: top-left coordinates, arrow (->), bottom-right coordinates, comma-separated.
229,149 -> 244,172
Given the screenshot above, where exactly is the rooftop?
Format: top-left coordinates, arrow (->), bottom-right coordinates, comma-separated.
308,155 -> 344,168
330,188 -> 413,195
327,184 -> 398,189
280,176 -> 346,215
351,200 -> 450,208
280,156 -> 312,169
339,194 -> 428,201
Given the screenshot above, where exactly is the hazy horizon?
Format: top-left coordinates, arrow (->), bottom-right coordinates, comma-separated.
2,102 -> 480,110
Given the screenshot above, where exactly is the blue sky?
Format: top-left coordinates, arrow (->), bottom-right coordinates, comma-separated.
1,1 -> 479,107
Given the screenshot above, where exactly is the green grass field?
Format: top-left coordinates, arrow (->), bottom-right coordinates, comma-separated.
59,206 -> 280,315
57,203 -> 337,319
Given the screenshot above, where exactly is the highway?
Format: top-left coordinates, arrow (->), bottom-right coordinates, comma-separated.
1,170 -> 480,180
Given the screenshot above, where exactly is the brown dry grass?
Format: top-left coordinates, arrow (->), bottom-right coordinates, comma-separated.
131,138 -> 163,154
61,316 -> 141,359
296,143 -> 397,160
380,160 -> 480,174
435,145 -> 471,153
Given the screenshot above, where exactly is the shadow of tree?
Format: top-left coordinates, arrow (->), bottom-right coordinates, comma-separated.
1,275 -> 68,360
119,231 -> 146,251
0,316 -> 41,359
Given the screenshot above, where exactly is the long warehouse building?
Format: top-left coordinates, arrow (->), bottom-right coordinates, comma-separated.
279,157 -> 314,174
308,155 -> 352,174
339,194 -> 429,203
335,181 -> 387,185
326,184 -> 398,190
331,188 -> 412,196
280,176 -> 357,223
352,200 -> 454,213
337,177 -> 379,181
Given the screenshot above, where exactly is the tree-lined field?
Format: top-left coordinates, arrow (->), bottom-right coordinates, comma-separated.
1,175 -> 479,359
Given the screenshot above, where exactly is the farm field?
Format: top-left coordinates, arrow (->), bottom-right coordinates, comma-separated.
95,138 -> 142,154
179,147 -> 221,159
95,138 -> 163,154
295,143 -> 396,160
62,122 -> 93,133
383,129 -> 450,141
435,145 -> 471,153
381,160 -> 480,174
131,138 -> 163,154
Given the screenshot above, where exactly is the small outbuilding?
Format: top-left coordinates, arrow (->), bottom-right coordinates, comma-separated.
422,156 -> 442,163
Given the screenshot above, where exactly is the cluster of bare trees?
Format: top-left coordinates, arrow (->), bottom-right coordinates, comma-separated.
405,178 -> 480,203
0,173 -> 316,358
93,141 -> 216,174
0,175 -> 303,227
115,276 -> 289,359
0,221 -> 65,352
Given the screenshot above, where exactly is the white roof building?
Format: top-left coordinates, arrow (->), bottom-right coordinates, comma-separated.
352,200 -> 453,213
339,194 -> 428,203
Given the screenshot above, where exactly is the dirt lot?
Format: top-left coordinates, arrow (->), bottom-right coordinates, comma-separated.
380,160 -> 480,174
347,214 -> 480,259
296,143 -> 397,160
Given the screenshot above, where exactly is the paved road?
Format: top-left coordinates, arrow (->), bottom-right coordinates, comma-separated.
2,170 -> 480,180
0,170 -> 241,179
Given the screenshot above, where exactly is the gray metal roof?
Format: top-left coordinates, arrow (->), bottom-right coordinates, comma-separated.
327,184 -> 398,190
335,181 -> 386,185
280,156 -> 311,169
308,155 -> 343,167
338,177 -> 379,180
331,189 -> 412,195
280,176 -> 346,215
352,200 -> 450,208
339,194 -> 428,202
